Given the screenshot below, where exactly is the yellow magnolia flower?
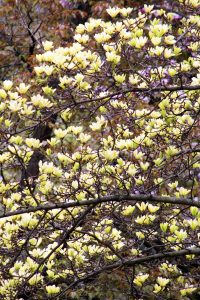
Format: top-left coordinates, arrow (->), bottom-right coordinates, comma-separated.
74,34 -> 89,44
135,176 -> 146,185
42,86 -> 55,95
120,7 -> 133,17
59,76 -> 73,88
170,223 -> 179,233
133,149 -> 144,160
133,273 -> 149,287
78,81 -> 91,90
16,83 -> 30,94
28,274 -> 43,285
42,40 -> 54,51
135,215 -> 147,225
164,48 -> 174,58
34,66 -> 45,76
157,276 -> 170,287
106,52 -> 121,64
52,54 -> 66,67
143,4 -> 154,14
78,133 -> 91,143
43,65 -> 54,76
84,21 -> 95,33
187,219 -> 199,230
168,181 -> 178,189
129,74 -> 140,85
151,36 -> 162,46
165,35 -> 176,45
0,89 -> 7,99
122,205 -> 135,216
149,46 -> 164,56
90,116 -> 106,131
106,7 -> 120,18
150,24 -> 169,36
31,94 -> 52,108
94,32 -> 111,43
180,287 -> 197,296
153,284 -> 162,293
131,248 -> 140,255
76,191 -> 86,201
190,206 -> 199,216
3,80 -> 13,91
168,68 -> 178,76
54,128 -> 68,139
129,36 -> 148,48
173,46 -> 182,56
154,157 -> 163,166
46,285 -> 60,294
148,204 -> 159,213
120,29 -> 132,39
114,73 -> 126,84
39,161 -> 55,174
140,162 -> 149,171
175,229 -> 187,240
8,100 -> 21,112
75,73 -> 84,83
165,146 -> 178,158
160,222 -> 168,232
8,91 -> 19,99
72,180 -> 78,189
76,24 -> 85,34
20,214 -> 37,228
104,24 -> 115,35
0,153 -> 11,163
191,74 -> 200,86
127,164 -> 137,176
102,149 -> 118,161
177,187 -> 190,197
25,138 -> 41,149
136,202 -> 148,212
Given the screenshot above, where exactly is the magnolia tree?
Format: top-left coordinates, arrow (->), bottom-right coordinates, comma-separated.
0,1 -> 200,299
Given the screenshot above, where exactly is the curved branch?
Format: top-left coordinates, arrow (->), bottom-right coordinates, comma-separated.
56,247 -> 200,297
77,85 -> 200,105
1,194 -> 199,219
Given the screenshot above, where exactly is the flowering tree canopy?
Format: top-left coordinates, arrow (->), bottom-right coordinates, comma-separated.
0,1 -> 200,299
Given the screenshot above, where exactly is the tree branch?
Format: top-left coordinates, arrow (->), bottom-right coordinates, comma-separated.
55,247 -> 200,298
78,85 -> 200,106
1,194 -> 199,219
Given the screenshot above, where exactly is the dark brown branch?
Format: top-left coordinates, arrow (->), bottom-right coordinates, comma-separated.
56,247 -> 200,298
19,113 -> 57,189
1,194 -> 199,219
77,85 -> 200,106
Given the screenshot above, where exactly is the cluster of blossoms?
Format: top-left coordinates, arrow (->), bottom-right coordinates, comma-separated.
0,1 -> 199,299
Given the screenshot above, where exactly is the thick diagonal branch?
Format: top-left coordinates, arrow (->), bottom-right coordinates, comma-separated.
1,194 -> 199,219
